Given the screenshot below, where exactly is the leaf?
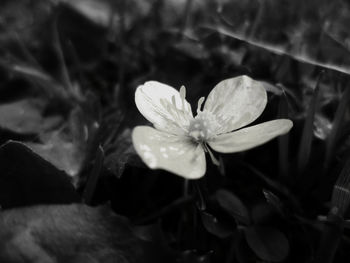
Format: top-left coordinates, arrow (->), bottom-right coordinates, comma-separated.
180,250 -> 213,263
0,141 -> 80,208
263,189 -> 285,217
208,1 -> 350,76
251,203 -> 274,225
314,113 -> 332,140
234,231 -> 253,263
104,128 -> 138,178
26,107 -> 91,178
132,222 -> 176,261
0,99 -> 61,134
173,40 -> 210,60
59,0 -> 113,27
200,211 -> 233,238
216,189 -> 250,225
277,94 -> 290,178
82,145 -> 104,204
297,73 -> 322,174
10,64 -> 54,83
27,131 -> 84,178
0,204 -> 171,263
325,86 -> 350,170
244,226 -> 289,262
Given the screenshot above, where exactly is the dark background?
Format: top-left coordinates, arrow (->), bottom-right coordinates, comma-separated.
1,0 -> 350,262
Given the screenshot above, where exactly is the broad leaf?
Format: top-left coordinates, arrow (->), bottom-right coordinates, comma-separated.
216,189 -> 250,225
0,99 -> 61,134
0,141 -> 80,208
200,211 -> 233,238
244,226 -> 289,262
104,128 -> 138,178
0,204 -> 173,263
26,107 -> 94,179
180,250 -> 212,263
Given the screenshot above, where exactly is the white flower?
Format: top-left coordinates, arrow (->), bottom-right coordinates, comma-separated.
132,75 -> 293,179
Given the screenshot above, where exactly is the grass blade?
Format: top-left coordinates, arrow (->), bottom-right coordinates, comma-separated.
82,146 -> 104,205
324,81 -> 350,172
278,89 -> 291,180
297,71 -> 323,175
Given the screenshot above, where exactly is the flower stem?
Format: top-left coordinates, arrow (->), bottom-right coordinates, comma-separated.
183,179 -> 189,197
313,207 -> 344,263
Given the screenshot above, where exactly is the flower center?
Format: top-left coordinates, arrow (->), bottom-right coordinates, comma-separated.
188,110 -> 218,142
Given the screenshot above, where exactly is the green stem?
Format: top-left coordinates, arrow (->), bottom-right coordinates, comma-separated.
313,207 -> 344,263
324,83 -> 350,173
297,70 -> 323,176
183,179 -> 190,197
82,146 -> 104,205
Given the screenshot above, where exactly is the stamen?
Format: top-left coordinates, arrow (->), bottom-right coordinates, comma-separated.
188,110 -> 219,142
161,97 -> 182,124
161,96 -> 192,135
180,86 -> 186,100
204,144 -> 220,166
197,97 -> 205,114
180,85 -> 186,112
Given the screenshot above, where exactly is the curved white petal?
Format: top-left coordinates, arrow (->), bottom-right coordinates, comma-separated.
135,81 -> 193,135
132,126 -> 206,179
208,119 -> 293,153
203,75 -> 267,134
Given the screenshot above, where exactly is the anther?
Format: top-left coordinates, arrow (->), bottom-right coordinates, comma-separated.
197,97 -> 205,113
180,86 -> 186,100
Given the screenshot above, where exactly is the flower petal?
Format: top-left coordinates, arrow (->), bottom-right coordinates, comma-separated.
204,75 -> 267,134
132,126 -> 206,179
208,119 -> 293,153
135,81 -> 193,135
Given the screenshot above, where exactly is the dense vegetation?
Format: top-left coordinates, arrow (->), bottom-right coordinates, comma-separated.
1,0 -> 350,262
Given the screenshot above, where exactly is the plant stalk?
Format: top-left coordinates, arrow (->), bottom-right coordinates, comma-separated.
313,207 -> 344,263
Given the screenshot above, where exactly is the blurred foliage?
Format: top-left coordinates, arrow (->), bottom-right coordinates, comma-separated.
1,0 -> 350,262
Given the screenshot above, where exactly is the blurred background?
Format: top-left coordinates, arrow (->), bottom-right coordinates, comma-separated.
1,0 -> 350,262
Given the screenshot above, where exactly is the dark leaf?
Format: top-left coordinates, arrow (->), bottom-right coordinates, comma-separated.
132,222 -> 163,242
0,141 -> 80,208
244,226 -> 289,262
0,204 -> 173,263
9,64 -> 54,83
200,211 -> 233,238
0,99 -> 61,134
27,131 -> 83,178
234,231 -> 255,263
278,93 -> 291,178
314,113 -> 332,140
26,107 -> 90,179
263,189 -> 285,217
251,203 -> 274,224
82,145 -> 104,205
216,189 -> 251,225
4,62 -> 72,102
325,86 -> 350,170
104,128 -> 138,178
59,0 -> 113,27
173,40 -> 210,60
180,250 -> 213,263
297,73 -> 322,174
210,0 -> 350,75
